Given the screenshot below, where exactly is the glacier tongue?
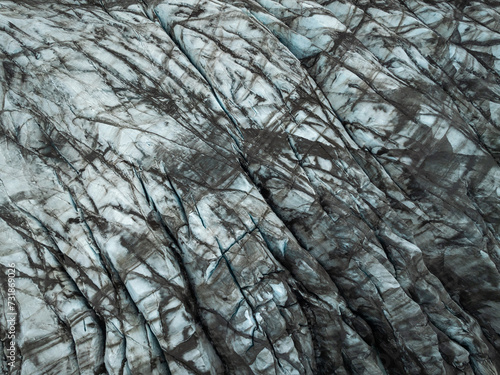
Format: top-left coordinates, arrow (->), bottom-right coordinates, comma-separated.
1,0 -> 500,374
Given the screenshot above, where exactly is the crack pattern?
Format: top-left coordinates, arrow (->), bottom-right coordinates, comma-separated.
1,0 -> 500,374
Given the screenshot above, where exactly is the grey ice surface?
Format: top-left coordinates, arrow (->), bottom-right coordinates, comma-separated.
1,0 -> 500,374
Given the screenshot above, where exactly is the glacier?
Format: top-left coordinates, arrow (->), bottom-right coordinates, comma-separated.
1,0 -> 500,374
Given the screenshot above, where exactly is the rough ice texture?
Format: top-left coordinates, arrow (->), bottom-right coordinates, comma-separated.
0,0 -> 500,374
